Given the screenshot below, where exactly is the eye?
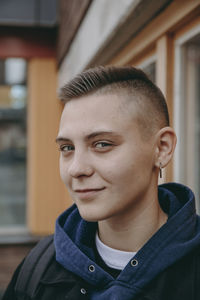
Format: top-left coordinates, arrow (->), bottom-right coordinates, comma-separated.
60,144 -> 75,153
95,142 -> 111,148
94,141 -> 113,151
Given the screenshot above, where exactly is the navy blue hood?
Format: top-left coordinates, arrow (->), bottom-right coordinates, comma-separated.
54,183 -> 200,299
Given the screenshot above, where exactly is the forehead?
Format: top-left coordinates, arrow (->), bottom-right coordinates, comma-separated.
59,93 -> 137,135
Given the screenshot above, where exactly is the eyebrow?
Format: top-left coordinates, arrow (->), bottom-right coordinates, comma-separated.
55,131 -> 121,144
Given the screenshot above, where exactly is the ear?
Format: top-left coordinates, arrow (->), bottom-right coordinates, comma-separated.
154,127 -> 177,169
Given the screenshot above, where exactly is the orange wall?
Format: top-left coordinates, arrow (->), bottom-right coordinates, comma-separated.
27,58 -> 72,235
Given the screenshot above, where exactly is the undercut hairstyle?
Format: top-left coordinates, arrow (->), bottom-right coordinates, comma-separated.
59,66 -> 170,138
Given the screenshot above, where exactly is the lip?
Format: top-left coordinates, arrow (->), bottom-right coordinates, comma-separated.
75,188 -> 105,193
74,187 -> 105,199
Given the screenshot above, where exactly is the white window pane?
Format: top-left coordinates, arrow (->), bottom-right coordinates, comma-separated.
142,62 -> 156,83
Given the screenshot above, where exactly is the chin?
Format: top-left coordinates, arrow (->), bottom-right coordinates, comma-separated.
80,213 -> 102,222
78,209 -> 109,222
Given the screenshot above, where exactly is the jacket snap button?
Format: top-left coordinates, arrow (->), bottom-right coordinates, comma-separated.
80,288 -> 87,294
131,259 -> 138,267
88,264 -> 95,272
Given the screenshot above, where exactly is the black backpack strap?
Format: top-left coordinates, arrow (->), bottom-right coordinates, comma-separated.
15,234 -> 55,299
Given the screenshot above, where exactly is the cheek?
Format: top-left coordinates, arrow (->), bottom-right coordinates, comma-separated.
102,150 -> 153,186
99,158 -> 136,186
59,157 -> 68,184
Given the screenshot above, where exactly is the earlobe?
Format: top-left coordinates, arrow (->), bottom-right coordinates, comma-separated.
155,127 -> 177,169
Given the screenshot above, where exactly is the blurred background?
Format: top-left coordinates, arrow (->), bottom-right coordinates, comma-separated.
0,0 -> 200,296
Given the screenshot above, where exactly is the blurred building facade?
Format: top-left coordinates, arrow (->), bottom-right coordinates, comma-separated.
0,0 -> 66,295
0,0 -> 200,296
58,0 -> 200,208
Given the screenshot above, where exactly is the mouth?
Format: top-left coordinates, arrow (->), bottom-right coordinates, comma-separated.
74,187 -> 105,193
73,187 -> 105,199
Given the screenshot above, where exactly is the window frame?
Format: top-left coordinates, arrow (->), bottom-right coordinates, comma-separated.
174,23 -> 200,210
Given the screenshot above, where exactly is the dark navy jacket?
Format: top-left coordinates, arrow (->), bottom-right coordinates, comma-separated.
3,183 -> 200,299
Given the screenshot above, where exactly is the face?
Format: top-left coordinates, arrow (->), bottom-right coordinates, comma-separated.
56,94 -> 158,222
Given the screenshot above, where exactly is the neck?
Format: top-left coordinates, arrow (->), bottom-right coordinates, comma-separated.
98,189 -> 167,252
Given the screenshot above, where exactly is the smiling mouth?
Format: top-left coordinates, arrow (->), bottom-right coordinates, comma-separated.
75,187 -> 105,193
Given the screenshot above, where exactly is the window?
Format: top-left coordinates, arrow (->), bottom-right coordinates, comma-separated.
137,55 -> 156,83
0,58 -> 27,229
174,25 -> 200,210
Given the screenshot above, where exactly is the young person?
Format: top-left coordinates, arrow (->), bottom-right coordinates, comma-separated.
3,66 -> 200,300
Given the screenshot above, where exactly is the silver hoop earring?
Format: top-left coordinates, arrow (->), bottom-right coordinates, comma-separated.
159,163 -> 162,179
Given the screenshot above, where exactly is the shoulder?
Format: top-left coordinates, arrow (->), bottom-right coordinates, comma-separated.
143,245 -> 200,300
15,235 -> 55,298
3,235 -> 55,300
2,260 -> 24,300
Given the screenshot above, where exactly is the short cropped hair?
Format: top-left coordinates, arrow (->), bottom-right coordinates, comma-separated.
59,66 -> 169,137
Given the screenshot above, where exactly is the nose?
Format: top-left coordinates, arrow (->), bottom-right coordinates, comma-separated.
68,151 -> 94,178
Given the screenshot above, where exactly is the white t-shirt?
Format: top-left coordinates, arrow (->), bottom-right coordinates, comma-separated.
95,232 -> 137,270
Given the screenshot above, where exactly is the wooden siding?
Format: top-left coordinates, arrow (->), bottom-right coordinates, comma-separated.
27,58 -> 71,235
